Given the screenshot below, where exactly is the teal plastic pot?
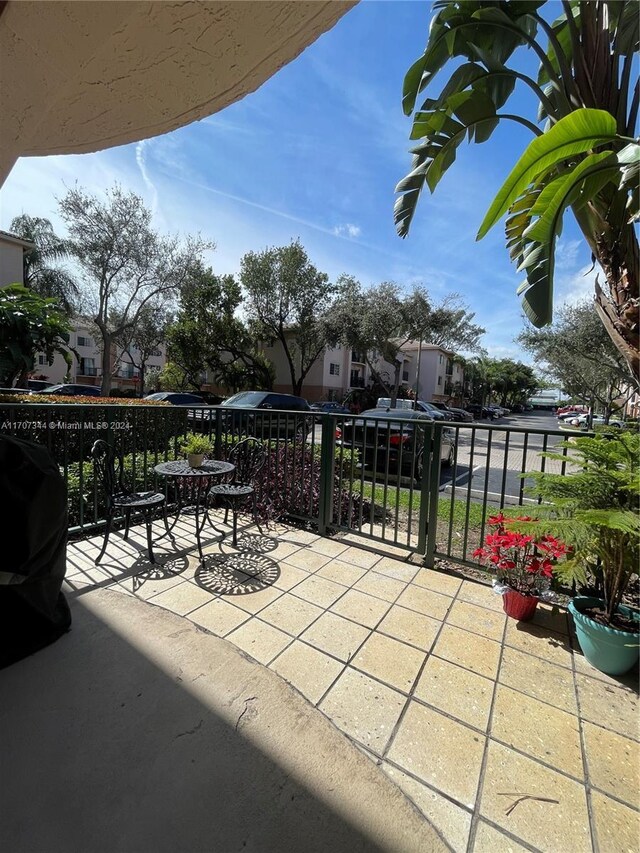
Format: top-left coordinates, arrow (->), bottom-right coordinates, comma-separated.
569,597 -> 640,676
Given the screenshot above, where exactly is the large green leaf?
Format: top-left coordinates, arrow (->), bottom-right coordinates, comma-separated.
524,151 -> 618,242
402,1 -> 541,115
505,150 -> 629,327
477,109 -> 618,239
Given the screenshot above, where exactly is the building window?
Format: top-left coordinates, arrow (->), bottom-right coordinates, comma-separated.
77,335 -> 92,347
439,354 -> 443,364
329,363 -> 340,376
150,349 -> 161,357
38,355 -> 46,365
402,371 -> 409,382
437,376 -> 442,385
80,358 -> 97,376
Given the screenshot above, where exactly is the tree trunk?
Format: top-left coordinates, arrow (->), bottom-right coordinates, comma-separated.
593,225 -> 640,386
390,361 -> 402,408
100,331 -> 112,396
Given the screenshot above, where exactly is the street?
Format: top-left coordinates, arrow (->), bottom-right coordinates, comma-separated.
440,410 -> 568,506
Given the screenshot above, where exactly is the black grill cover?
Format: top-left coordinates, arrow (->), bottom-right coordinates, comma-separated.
0,435 -> 71,668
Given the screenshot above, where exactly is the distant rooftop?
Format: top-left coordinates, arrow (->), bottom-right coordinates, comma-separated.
0,230 -> 35,250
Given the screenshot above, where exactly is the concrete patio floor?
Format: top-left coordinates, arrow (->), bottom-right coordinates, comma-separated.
21,512 -> 640,850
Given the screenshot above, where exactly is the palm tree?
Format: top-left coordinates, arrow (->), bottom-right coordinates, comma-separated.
10,215 -> 79,312
395,1 -> 639,383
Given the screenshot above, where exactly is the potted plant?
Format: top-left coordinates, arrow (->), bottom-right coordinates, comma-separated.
514,430 -> 639,675
474,514 -> 567,621
179,433 -> 213,469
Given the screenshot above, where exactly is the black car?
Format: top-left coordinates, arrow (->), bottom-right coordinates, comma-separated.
39,383 -> 102,397
219,391 -> 312,440
429,401 -> 474,422
340,408 -> 455,482
144,392 -> 205,405
465,403 -> 495,419
376,398 -> 447,421
310,401 -> 351,415
27,379 -> 54,391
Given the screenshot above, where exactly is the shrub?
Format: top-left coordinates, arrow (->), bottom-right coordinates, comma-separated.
0,399 -> 187,466
67,437 -> 365,531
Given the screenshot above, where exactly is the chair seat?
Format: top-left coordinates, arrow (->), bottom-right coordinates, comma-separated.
113,491 -> 165,508
209,484 -> 254,499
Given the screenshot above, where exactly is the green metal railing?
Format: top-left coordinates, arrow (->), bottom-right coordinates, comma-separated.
0,402 -> 573,569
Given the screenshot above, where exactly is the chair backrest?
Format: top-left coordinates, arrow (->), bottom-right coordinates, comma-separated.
229,437 -> 266,485
91,439 -> 128,507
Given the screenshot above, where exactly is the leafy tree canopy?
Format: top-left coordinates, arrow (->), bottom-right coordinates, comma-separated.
0,284 -> 73,387
59,184 -> 209,395
462,354 -> 539,407
167,261 -> 274,393
240,240 -> 335,395
10,214 -> 79,313
519,299 -> 633,416
329,276 -> 484,401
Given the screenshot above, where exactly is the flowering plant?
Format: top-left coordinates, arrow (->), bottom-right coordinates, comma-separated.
473,514 -> 568,596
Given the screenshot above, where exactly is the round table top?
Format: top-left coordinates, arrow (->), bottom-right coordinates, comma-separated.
154,459 -> 235,478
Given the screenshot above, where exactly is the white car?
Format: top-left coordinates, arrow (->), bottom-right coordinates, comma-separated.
568,414 -> 624,429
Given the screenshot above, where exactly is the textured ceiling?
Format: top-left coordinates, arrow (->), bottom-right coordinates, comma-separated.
0,0 -> 356,184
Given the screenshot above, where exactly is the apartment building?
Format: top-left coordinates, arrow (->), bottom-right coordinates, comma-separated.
32,321 -> 167,393
0,229 -> 34,286
400,342 -> 465,404
261,336 -> 418,403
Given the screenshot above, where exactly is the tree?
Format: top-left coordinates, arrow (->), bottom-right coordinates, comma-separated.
0,284 -> 72,387
113,302 -> 170,396
461,355 -> 538,407
519,300 -> 633,420
240,241 -> 334,396
167,261 -> 274,393
58,185 -> 209,395
330,277 -> 484,405
10,214 -> 79,312
395,1 -> 639,382
155,361 -> 198,392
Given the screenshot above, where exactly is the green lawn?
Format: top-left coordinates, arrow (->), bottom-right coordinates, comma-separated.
358,482 -> 486,528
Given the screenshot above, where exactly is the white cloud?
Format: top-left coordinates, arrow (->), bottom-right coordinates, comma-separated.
134,140 -> 161,223
555,261 -> 600,308
332,223 -> 361,238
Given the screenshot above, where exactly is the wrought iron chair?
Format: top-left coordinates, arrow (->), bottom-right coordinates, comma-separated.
207,437 -> 266,547
91,439 -> 171,565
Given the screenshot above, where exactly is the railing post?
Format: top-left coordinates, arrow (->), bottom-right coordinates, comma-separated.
417,422 -> 442,566
317,414 -> 335,536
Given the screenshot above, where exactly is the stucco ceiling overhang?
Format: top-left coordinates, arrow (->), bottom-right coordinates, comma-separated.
0,0 -> 356,185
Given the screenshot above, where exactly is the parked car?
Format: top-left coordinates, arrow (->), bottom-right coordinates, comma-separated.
569,414 -> 625,429
340,408 -> 456,482
27,379 -> 54,391
0,387 -> 32,395
465,403 -> 495,419
510,403 -> 524,413
557,404 -> 588,417
375,398 -> 447,421
144,392 -> 205,405
487,405 -> 510,417
310,401 -> 351,415
38,383 -> 102,397
428,401 -> 474,422
219,391 -> 313,440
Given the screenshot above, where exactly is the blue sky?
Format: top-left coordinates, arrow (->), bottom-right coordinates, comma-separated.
0,1 -> 594,362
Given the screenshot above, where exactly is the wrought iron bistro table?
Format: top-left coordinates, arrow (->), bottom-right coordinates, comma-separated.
154,459 -> 235,564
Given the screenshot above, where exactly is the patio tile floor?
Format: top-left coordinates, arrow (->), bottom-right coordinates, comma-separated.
67,512 -> 639,852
